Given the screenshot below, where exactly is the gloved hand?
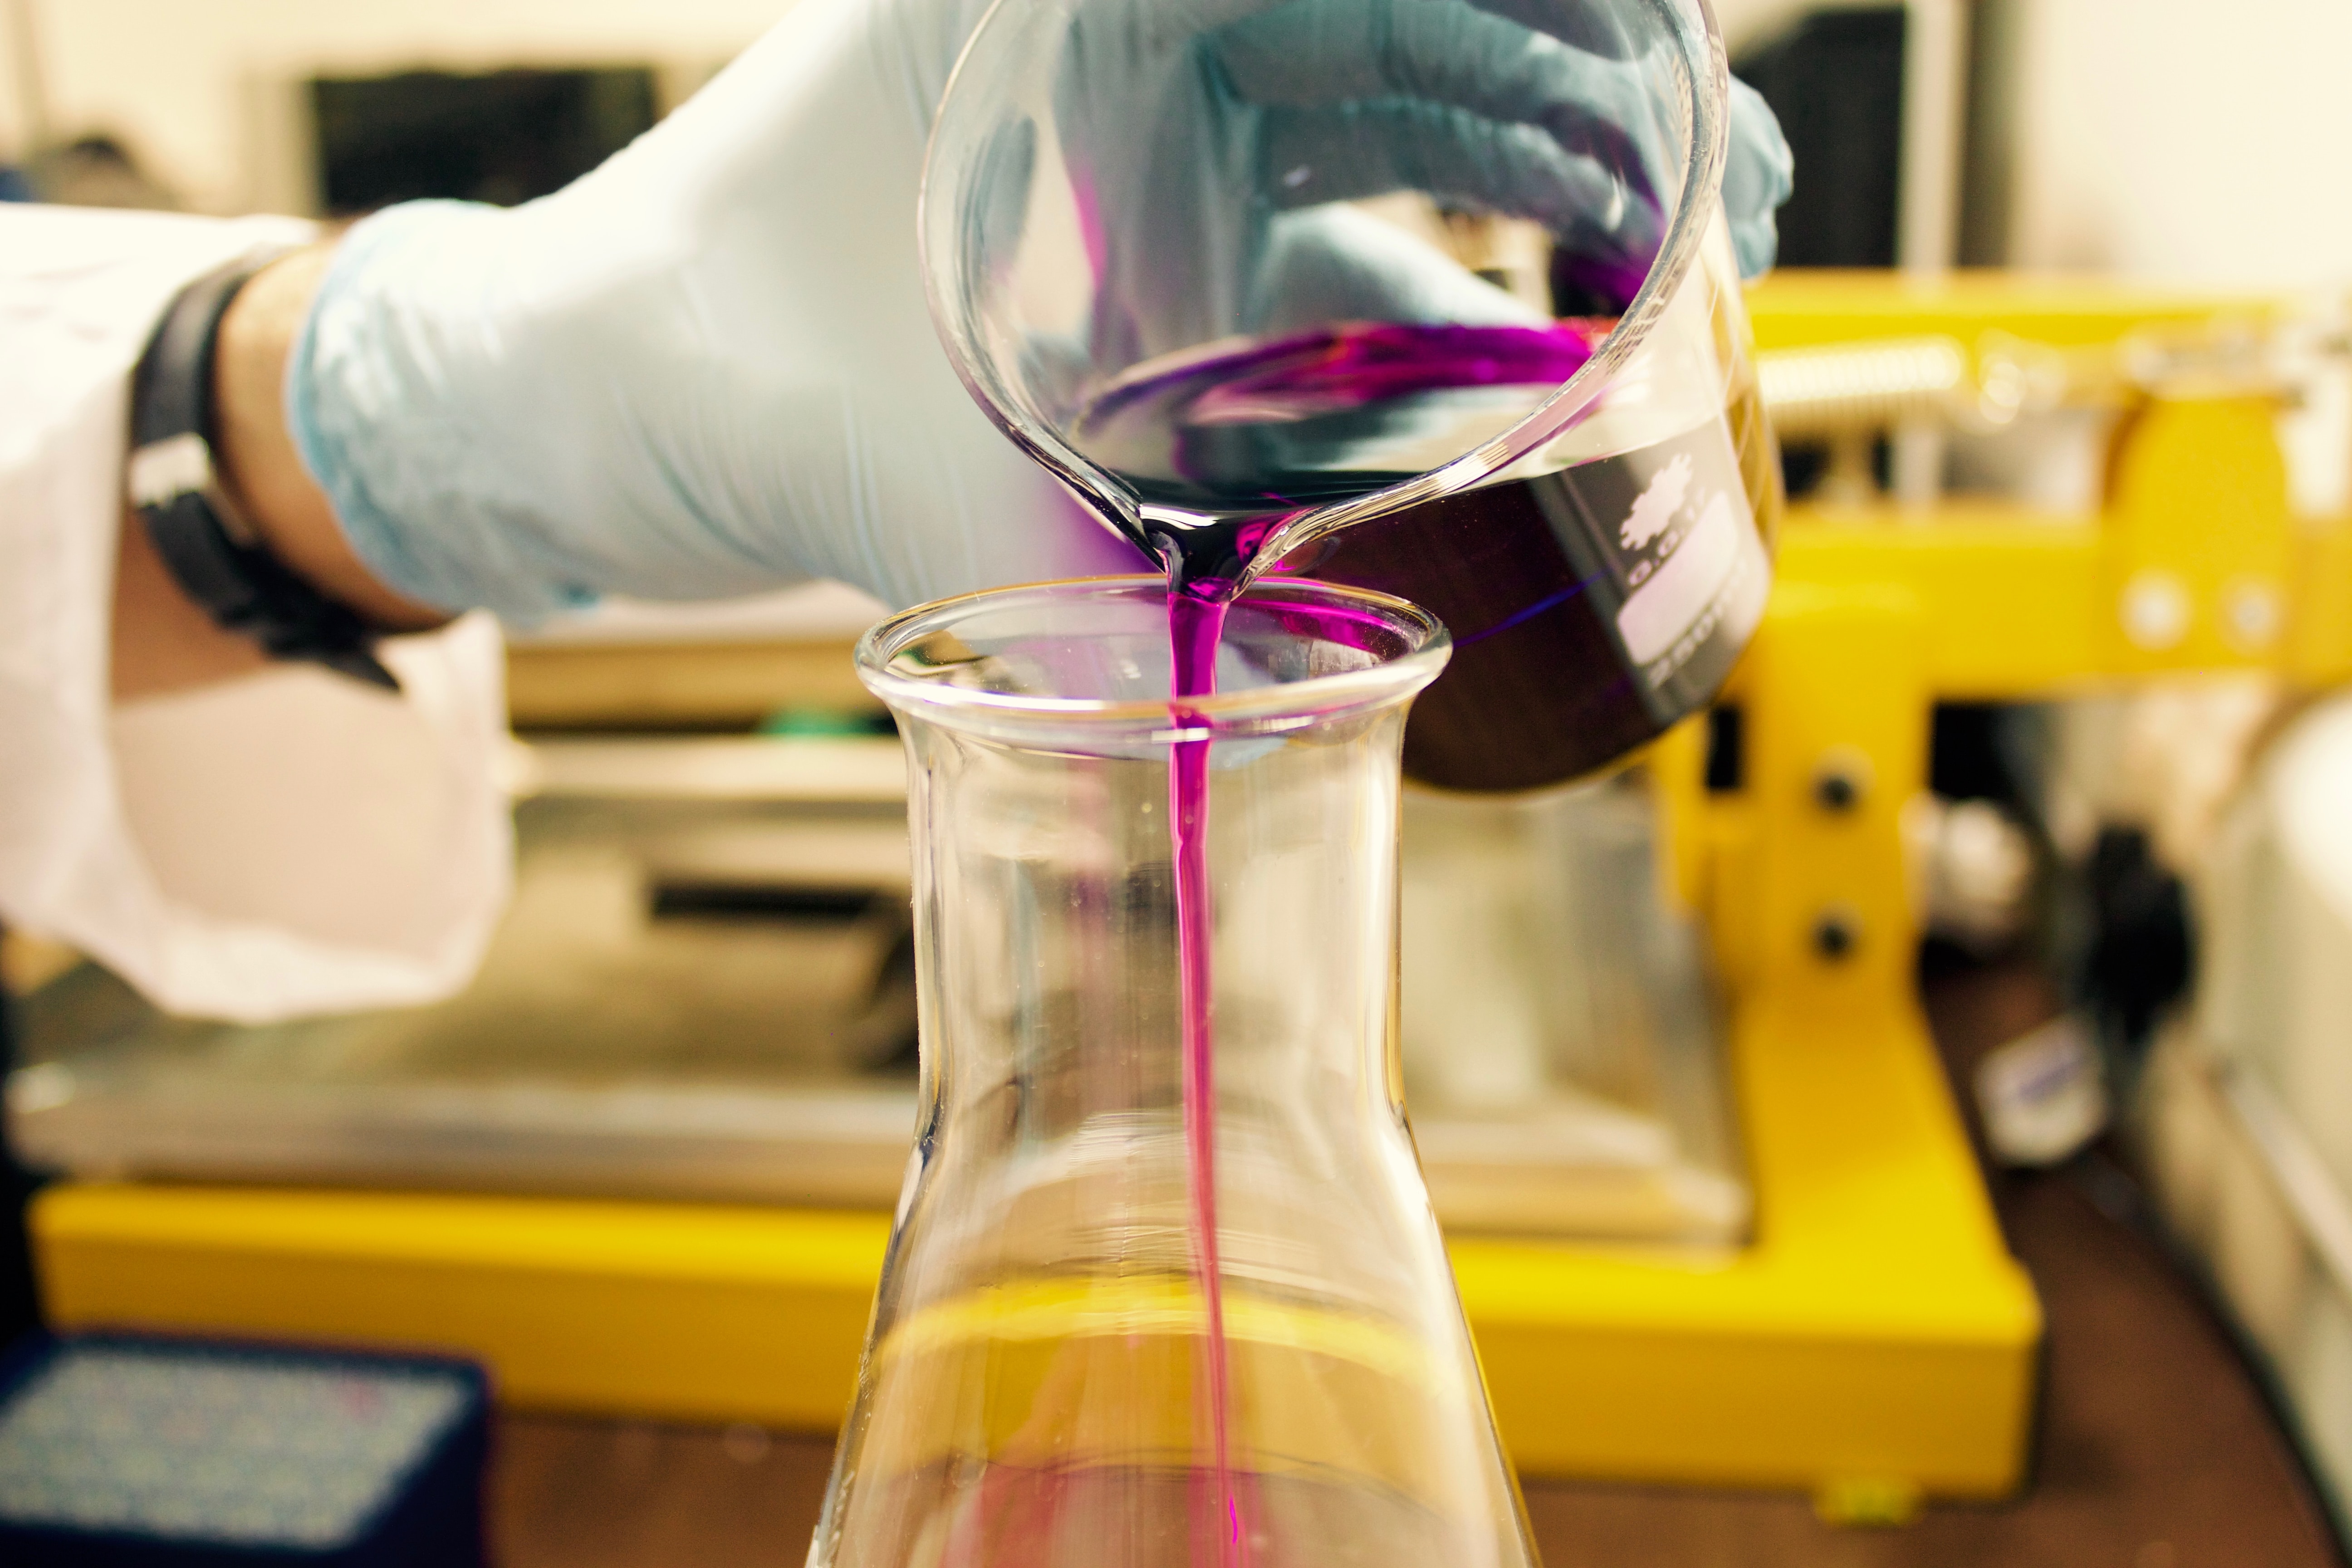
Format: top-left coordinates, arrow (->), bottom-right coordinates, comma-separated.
943,0 -> 1794,406
1724,78 -> 1794,279
292,0 -> 1107,623
290,0 -> 1790,622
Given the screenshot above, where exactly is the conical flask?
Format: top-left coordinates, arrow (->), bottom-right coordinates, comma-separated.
815,578 -> 1539,1568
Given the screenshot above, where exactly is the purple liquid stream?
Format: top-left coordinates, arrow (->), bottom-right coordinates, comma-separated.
1133,315 -> 1772,1563
1166,588 -> 1241,1568
1140,322 -> 1610,1568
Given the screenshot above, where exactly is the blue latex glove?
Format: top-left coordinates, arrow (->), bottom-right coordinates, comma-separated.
970,0 -> 1794,375
290,0 -> 1791,622
1725,78 -> 1794,278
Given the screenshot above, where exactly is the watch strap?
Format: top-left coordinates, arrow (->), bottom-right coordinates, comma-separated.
127,255 -> 400,692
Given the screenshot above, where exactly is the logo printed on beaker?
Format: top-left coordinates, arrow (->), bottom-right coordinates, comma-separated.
1619,452 -> 1695,549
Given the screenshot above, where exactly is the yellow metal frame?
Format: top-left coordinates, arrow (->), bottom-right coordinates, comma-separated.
34,273 -> 2352,1505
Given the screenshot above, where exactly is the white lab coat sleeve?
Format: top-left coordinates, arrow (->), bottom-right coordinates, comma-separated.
0,205 -> 511,1023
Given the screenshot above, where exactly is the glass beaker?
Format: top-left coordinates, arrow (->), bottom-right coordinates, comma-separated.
921,0 -> 1780,793
813,578 -> 1536,1568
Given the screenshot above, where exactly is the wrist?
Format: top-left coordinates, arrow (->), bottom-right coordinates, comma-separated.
210,245 -> 451,635
110,505 -> 272,700
280,201 -> 621,624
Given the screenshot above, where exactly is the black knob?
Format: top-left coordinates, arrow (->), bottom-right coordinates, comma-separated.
1813,766 -> 1863,813
1813,909 -> 1860,961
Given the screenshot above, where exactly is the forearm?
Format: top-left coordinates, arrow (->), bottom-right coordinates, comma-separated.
111,243 -> 448,701
109,507 -> 270,698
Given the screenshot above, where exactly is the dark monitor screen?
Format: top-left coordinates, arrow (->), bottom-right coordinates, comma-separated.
311,67 -> 658,214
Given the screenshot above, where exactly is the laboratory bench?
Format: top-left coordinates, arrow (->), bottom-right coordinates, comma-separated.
479,956 -> 2346,1568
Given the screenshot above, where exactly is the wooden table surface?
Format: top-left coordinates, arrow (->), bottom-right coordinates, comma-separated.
489,959 -> 2348,1568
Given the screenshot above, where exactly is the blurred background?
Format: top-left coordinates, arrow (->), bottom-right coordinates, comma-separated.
9,3 -> 2352,1567
7,0 -> 2352,286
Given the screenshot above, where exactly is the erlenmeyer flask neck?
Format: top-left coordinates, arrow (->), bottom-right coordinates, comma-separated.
818,579 -> 1537,1568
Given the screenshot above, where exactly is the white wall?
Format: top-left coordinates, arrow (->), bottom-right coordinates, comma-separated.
0,0 -> 795,212
2,0 -> 1882,210
9,0 -> 2352,289
1726,0 -> 2352,289
1715,0 -> 1886,54
2003,0 -> 2352,288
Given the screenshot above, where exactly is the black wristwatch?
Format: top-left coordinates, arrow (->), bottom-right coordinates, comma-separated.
126,254 -> 400,692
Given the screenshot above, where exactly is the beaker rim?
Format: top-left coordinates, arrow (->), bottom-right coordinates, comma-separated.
855,576 -> 1451,746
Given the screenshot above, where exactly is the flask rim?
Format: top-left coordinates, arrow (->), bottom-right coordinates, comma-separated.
855,575 -> 1451,746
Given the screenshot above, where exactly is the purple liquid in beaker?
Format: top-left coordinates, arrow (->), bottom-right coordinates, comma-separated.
1087,320 -> 1777,793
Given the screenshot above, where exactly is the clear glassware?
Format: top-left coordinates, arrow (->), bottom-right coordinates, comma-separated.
812,578 -> 1537,1568
922,0 -> 1779,791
